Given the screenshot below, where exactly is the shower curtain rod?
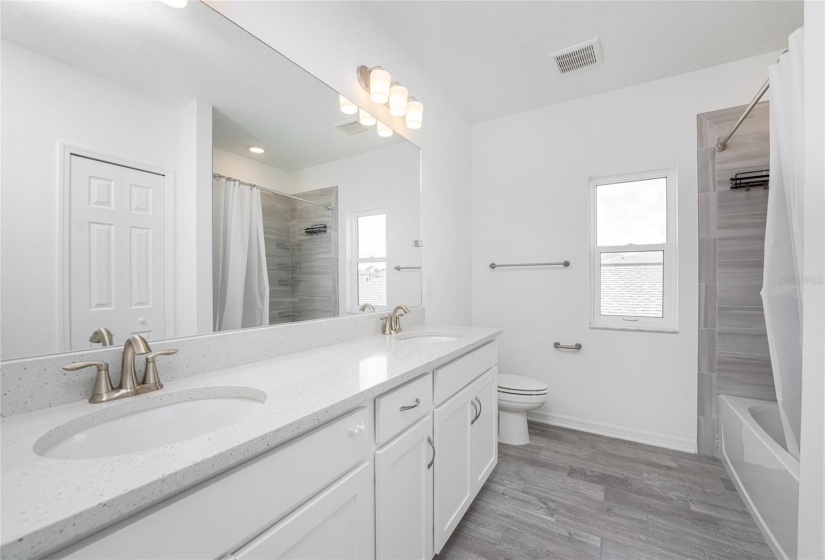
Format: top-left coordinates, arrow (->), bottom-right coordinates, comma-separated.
212,173 -> 334,211
714,78 -> 769,152
715,49 -> 787,153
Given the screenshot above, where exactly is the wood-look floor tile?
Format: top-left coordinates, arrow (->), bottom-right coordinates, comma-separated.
441,422 -> 772,560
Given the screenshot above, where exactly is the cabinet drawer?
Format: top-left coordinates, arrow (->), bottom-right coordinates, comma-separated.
434,342 -> 497,405
375,373 -> 432,445
52,407 -> 370,560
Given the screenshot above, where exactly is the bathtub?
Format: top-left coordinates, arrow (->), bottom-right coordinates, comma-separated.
719,395 -> 799,560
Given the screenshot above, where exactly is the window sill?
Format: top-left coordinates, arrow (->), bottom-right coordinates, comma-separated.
589,324 -> 679,334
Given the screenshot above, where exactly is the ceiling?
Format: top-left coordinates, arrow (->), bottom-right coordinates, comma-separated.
1,1 -> 407,171
361,1 -> 804,123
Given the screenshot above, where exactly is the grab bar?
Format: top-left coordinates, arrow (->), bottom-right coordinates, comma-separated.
394,266 -> 421,271
489,261 -> 570,269
553,342 -> 582,350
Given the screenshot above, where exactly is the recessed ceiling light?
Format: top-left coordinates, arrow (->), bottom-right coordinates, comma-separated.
160,0 -> 188,8
249,146 -> 265,154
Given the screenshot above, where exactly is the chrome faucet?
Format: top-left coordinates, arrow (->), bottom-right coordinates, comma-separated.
382,304 -> 411,335
64,335 -> 177,404
89,327 -> 114,346
359,303 -> 376,313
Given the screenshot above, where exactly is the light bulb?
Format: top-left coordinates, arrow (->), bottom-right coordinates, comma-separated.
405,99 -> 423,129
249,146 -> 265,154
388,84 -> 409,117
339,95 -> 358,115
377,121 -> 393,138
358,108 -> 376,127
369,68 -> 391,104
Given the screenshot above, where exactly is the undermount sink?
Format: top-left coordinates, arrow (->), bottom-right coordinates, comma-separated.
35,387 -> 266,460
395,331 -> 463,344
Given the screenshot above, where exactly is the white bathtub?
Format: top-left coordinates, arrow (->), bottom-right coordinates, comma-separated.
719,395 -> 799,560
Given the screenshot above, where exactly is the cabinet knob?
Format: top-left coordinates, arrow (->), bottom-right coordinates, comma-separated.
347,422 -> 366,437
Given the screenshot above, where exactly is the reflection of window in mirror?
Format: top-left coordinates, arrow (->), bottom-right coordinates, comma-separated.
353,211 -> 387,311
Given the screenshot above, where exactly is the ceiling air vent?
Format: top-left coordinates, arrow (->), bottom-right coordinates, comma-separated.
550,38 -> 603,75
335,119 -> 369,136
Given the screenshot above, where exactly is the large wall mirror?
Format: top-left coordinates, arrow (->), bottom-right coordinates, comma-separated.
0,1 -> 422,361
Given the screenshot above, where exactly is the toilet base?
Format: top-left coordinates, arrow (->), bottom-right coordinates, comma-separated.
498,409 -> 531,445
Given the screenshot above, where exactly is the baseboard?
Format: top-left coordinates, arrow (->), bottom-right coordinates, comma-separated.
527,410 -> 697,454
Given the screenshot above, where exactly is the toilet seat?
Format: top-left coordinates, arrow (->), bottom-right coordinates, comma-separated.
497,374 -> 548,396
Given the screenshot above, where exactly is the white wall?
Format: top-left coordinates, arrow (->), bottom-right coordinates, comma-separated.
213,148 -> 293,193
207,1 -> 473,326
798,2 -> 825,557
472,52 -> 781,451
176,99 -> 213,337
292,143 -> 422,311
0,40 -> 179,359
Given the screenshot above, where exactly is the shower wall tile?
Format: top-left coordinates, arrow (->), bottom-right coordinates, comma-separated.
697,417 -> 717,456
717,351 -> 773,379
695,101 -> 774,456
698,328 -> 717,374
717,327 -> 770,355
698,193 -> 717,238
717,212 -> 767,261
697,148 -> 717,193
717,375 -> 776,402
717,306 -> 767,331
698,239 -> 717,283
717,259 -> 764,307
698,372 -> 715,418
698,283 -> 717,329
717,188 -> 769,215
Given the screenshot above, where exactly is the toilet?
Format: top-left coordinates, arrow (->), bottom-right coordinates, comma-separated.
497,374 -> 549,445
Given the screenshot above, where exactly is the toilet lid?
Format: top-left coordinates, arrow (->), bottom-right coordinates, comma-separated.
497,374 -> 548,394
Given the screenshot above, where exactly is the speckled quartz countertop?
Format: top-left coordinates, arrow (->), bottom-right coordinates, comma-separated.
1,325 -> 501,560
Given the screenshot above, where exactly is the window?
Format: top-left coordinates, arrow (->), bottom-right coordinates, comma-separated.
590,168 -> 677,331
353,211 -> 387,309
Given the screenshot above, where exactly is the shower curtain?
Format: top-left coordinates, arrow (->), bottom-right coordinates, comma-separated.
212,177 -> 270,331
761,27 -> 805,460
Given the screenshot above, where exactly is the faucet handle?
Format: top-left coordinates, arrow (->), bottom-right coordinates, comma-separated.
145,348 -> 179,363
139,349 -> 178,393
380,315 -> 392,335
63,362 -> 114,404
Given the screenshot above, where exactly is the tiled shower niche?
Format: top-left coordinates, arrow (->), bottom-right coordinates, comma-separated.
696,101 -> 775,456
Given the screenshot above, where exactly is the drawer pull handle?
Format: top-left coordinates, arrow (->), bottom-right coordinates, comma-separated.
399,398 -> 421,412
427,436 -> 435,469
346,422 -> 366,437
470,399 -> 479,425
475,397 -> 483,420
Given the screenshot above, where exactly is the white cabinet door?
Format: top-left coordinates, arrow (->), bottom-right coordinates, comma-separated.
234,462 -> 375,560
433,382 -> 475,553
69,156 -> 166,349
470,367 -> 498,489
375,416 -> 433,560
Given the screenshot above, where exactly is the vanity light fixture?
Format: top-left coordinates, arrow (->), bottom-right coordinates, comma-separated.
376,121 -> 393,138
358,108 -> 377,127
249,146 -> 265,154
405,98 -> 424,129
339,95 -> 358,115
357,65 -> 424,130
388,83 -> 409,117
363,67 -> 391,104
160,0 -> 188,7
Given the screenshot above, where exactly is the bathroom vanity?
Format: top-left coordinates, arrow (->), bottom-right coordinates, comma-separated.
0,327 -> 500,560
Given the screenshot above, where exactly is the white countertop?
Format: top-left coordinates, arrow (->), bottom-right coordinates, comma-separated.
0,325 -> 500,560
